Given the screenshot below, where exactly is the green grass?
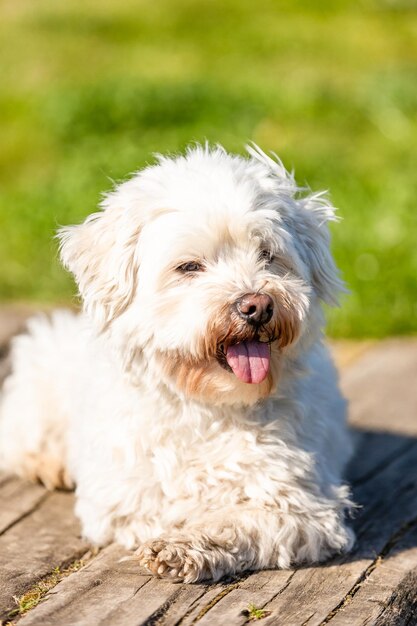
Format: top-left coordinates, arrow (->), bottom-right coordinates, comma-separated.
244,603 -> 271,621
8,560 -> 85,619
0,0 -> 416,336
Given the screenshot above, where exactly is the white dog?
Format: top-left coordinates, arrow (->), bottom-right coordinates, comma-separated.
0,144 -> 354,582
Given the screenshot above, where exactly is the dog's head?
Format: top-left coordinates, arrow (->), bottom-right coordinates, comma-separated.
59,145 -> 343,406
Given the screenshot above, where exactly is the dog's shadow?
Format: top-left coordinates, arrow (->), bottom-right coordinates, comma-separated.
321,426 -> 417,568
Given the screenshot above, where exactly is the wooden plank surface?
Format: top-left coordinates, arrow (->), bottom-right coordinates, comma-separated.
0,490 -> 89,621
0,475 -> 47,535
0,312 -> 416,626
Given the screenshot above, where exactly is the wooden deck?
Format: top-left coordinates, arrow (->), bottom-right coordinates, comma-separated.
1,311 -> 416,625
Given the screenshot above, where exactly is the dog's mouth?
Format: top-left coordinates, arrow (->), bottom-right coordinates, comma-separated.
217,340 -> 271,384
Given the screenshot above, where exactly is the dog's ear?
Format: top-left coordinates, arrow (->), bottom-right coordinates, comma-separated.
58,190 -> 142,329
292,192 -> 345,306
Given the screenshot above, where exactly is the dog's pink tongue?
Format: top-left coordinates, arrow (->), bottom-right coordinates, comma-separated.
226,341 -> 270,384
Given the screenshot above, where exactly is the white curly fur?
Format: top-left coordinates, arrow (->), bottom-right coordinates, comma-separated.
0,144 -> 354,582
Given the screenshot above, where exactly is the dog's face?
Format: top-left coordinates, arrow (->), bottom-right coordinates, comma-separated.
59,145 -> 343,406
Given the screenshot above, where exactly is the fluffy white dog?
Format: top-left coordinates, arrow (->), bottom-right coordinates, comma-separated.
0,144 -> 354,583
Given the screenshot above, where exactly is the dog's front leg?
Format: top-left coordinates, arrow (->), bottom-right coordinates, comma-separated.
136,500 -> 353,583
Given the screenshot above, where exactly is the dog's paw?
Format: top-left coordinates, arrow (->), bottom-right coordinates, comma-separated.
136,538 -> 207,583
19,452 -> 74,491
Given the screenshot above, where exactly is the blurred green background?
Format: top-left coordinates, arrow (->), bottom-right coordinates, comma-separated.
0,0 -> 416,337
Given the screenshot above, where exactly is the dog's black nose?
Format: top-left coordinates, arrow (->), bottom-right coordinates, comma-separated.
235,293 -> 274,326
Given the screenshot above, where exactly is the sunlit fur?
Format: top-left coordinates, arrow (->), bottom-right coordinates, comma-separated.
0,144 -> 354,582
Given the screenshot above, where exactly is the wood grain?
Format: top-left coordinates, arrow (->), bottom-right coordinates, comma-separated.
0,474 -> 48,535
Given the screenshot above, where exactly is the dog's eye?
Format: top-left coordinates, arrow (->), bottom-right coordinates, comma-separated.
176,261 -> 204,273
259,249 -> 274,264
